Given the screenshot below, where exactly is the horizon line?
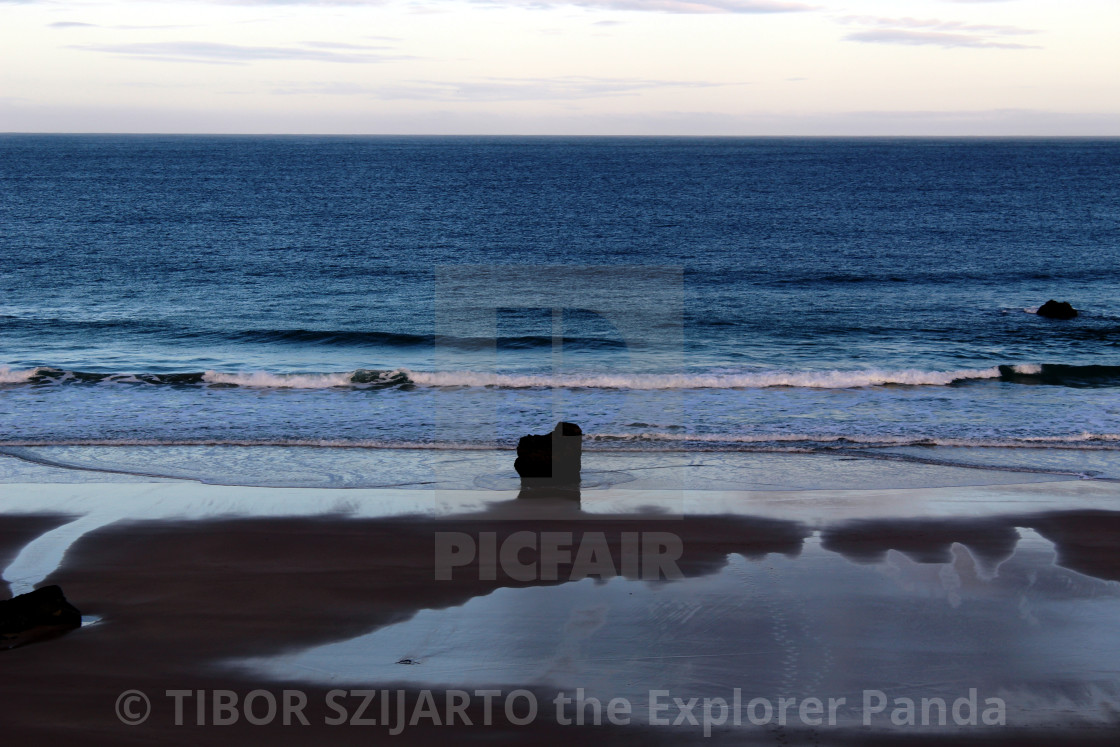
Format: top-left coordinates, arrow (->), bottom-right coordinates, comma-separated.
4,132 -> 1120,139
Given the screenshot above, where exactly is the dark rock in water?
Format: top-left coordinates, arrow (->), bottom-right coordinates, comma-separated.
1037,300 -> 1078,319
0,585 -> 82,650
514,422 -> 582,487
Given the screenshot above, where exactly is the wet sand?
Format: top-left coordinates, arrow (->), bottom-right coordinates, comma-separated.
2,457 -> 1120,744
0,515 -> 76,599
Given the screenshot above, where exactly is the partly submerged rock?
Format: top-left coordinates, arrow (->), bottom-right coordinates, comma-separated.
514,421 -> 583,487
1036,300 -> 1078,319
0,585 -> 82,650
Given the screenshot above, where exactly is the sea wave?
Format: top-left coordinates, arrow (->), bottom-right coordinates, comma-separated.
0,317 -> 629,350
201,370 -> 392,389
4,363 -> 1120,390
406,367 -> 1007,389
226,329 -> 627,351
0,366 -> 40,384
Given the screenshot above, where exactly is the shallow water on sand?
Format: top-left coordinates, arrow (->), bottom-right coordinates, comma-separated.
0,445 -> 1087,490
234,529 -> 1120,736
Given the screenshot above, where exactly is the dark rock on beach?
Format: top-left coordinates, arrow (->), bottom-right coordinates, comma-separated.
514,421 -> 583,487
1,585 -> 82,650
1036,299 -> 1078,319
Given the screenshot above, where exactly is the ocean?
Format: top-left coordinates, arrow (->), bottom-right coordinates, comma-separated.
2,135 -> 1119,482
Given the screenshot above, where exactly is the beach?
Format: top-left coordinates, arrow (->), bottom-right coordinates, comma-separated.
2,136 -> 1119,744
3,448 -> 1119,744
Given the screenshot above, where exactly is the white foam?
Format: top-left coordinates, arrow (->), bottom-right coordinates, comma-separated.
407,366 -> 1004,390
1010,363 -> 1043,375
0,366 -> 40,384
202,370 -> 358,388
1015,431 -> 1120,443
0,365 -> 1031,390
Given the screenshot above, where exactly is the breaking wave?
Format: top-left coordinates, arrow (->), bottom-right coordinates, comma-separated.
3,363 -> 1120,390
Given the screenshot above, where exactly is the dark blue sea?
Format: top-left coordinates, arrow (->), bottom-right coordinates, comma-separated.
2,136 -> 1119,480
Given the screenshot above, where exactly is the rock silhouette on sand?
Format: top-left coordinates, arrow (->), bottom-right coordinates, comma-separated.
514,422 -> 582,497
1036,300 -> 1078,319
1,585 -> 82,650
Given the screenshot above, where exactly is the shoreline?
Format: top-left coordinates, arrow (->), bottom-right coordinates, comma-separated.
2,444 -> 1104,491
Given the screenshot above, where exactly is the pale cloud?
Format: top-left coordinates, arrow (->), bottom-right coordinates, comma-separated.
51,21 -> 203,30
15,0 -> 815,13
273,76 -> 733,100
839,15 -> 1040,49
839,16 -> 1036,36
69,41 -> 410,64
844,29 -> 1037,49
501,0 -> 813,12
162,0 -> 814,11
302,40 -> 393,49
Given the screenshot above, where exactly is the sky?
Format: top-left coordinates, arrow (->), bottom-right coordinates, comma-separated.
1,0 -> 1118,135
